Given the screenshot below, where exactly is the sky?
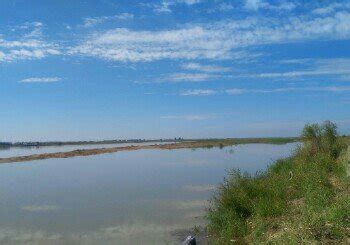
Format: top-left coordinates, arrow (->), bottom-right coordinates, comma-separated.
0,0 -> 350,141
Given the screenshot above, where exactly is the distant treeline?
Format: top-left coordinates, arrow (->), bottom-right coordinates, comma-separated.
0,136 -> 304,149
0,138 -> 186,148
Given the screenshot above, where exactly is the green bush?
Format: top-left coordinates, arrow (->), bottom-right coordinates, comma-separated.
301,120 -> 345,159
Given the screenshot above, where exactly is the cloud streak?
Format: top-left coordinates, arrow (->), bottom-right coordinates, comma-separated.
3,7 -> 350,65
181,63 -> 231,73
70,11 -> 350,63
244,0 -> 296,11
226,86 -> 350,94
152,0 -> 202,13
19,77 -> 62,83
167,73 -> 219,82
82,13 -> 134,27
248,58 -> 350,79
180,89 -> 217,96
178,86 -> 350,96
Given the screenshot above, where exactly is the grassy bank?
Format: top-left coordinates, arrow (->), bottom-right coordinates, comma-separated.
193,137 -> 299,149
207,121 -> 350,243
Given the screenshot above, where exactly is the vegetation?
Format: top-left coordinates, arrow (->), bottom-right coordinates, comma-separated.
207,121 -> 349,244
190,137 -> 299,150
198,137 -> 299,146
1,136 -> 298,149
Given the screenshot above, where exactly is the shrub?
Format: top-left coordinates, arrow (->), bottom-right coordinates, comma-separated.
301,121 -> 345,159
207,121 -> 348,243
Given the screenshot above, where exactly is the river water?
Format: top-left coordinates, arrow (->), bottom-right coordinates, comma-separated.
0,143 -> 297,244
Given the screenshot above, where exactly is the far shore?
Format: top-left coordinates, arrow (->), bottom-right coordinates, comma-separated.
0,137 -> 299,164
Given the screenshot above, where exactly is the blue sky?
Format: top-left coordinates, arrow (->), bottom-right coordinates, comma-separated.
0,0 -> 350,141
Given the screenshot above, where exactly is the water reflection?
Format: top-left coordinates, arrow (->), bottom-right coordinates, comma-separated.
0,143 -> 297,244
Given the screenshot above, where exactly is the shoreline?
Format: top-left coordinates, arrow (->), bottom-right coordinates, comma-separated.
0,138 -> 298,164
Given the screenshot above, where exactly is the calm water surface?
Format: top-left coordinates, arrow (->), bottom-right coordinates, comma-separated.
0,143 -> 297,244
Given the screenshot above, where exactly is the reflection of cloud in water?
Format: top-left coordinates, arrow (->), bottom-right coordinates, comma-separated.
183,159 -> 210,165
167,158 -> 210,166
0,223 -> 194,244
2,200 -> 207,243
0,229 -> 62,244
183,184 -> 216,192
158,199 -> 208,210
21,205 -> 58,212
79,223 -> 187,240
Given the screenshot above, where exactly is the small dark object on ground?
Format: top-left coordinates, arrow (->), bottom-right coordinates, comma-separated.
183,235 -> 196,245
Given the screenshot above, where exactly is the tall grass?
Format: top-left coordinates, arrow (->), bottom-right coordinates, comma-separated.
207,121 -> 349,243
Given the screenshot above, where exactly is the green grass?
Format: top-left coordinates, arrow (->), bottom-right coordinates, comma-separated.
196,137 -> 299,146
207,122 -> 350,244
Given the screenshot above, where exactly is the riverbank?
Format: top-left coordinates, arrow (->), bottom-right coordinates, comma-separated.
207,122 -> 349,243
0,137 -> 298,164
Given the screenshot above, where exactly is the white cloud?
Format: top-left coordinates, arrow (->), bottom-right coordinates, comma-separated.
205,2 -> 235,13
19,77 -> 62,83
244,0 -> 263,11
254,70 -> 350,78
217,3 -> 234,11
0,51 -> 5,60
152,0 -> 201,13
226,86 -> 350,95
2,4 -> 350,66
134,72 -> 220,84
70,11 -> 350,63
180,0 -> 201,5
0,22 -> 61,62
250,58 -> 350,78
167,73 -> 219,82
83,13 -> 134,27
117,13 -> 134,20
268,1 -> 296,11
185,85 -> 350,96
69,26 -> 232,62
226,88 -> 247,95
180,89 -> 216,96
15,22 -> 45,38
153,2 -> 172,13
244,0 -> 296,11
317,86 -> 350,92
0,45 -> 61,62
312,2 -> 350,15
181,62 -> 230,73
